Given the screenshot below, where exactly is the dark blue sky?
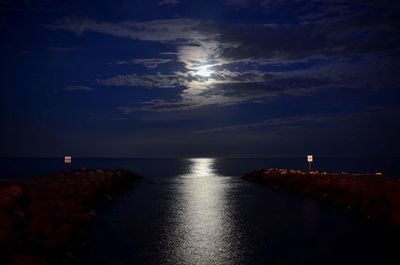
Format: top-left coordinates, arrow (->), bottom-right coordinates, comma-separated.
1,0 -> 400,157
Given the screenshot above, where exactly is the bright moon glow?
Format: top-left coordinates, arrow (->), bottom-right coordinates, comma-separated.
196,66 -> 213,77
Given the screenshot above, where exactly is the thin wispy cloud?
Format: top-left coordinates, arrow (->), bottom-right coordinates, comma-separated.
48,46 -> 84,52
109,58 -> 173,68
158,0 -> 180,5
192,115 -> 329,134
133,58 -> 173,69
112,60 -> 129,65
64,85 -> 94,91
192,108 -> 400,134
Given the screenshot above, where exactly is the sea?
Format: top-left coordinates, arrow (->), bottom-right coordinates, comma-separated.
1,157 -> 399,265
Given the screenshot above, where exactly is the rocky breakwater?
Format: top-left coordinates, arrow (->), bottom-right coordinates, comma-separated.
0,169 -> 141,265
243,168 -> 400,231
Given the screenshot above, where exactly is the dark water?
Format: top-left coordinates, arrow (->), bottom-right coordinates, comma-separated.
1,158 -> 399,264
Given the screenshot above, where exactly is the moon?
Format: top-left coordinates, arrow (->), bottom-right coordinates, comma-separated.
196,65 -> 212,77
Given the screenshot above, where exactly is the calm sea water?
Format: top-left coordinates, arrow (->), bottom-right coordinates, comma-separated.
1,157 -> 399,264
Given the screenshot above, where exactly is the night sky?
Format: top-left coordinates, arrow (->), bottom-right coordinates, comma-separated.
1,0 -> 400,157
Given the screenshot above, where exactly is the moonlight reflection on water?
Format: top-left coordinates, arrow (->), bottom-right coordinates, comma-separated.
167,158 -> 239,264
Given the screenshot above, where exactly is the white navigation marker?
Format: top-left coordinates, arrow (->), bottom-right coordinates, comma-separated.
64,156 -> 72,164
307,155 -> 313,172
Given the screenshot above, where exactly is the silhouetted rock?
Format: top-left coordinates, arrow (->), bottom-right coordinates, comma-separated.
243,168 -> 400,231
0,169 -> 141,265
10,252 -> 47,265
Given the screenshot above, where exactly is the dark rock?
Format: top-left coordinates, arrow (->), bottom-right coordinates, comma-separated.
0,211 -> 14,248
29,211 -> 55,240
0,169 -> 141,265
10,252 -> 47,265
243,168 -> 400,231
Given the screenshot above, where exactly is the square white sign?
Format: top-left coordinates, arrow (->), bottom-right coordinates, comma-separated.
64,156 -> 72,164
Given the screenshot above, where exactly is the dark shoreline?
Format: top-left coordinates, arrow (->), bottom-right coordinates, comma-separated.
0,169 -> 141,265
243,168 -> 400,231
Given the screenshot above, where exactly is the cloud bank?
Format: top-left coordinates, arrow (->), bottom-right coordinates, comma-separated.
47,1 -> 400,112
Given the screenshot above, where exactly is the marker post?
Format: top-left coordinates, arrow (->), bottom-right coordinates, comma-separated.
307,155 -> 313,172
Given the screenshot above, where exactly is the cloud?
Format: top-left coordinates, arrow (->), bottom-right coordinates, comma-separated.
118,99 -> 191,113
193,114 -> 330,134
113,60 -> 129,65
223,0 -> 249,9
227,0 -> 400,27
102,69 -> 326,112
97,69 -> 268,88
45,18 -> 211,42
48,8 -> 400,112
46,15 -> 400,65
48,46 -> 84,52
192,107 -> 400,134
133,58 -> 173,69
97,73 -> 185,88
109,58 -> 173,68
64,85 -> 94,91
158,0 -> 180,5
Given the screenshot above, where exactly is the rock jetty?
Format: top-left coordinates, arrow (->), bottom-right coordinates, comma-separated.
243,168 -> 400,231
0,169 -> 141,265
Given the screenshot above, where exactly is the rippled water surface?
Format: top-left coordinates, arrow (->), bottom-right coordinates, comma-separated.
1,157 -> 399,264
